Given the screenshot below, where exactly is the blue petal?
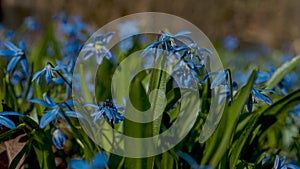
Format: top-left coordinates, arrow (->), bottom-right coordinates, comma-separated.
39,109 -> 59,128
0,50 -> 16,56
19,41 -> 26,51
30,98 -> 54,108
104,107 -> 114,122
83,50 -> 94,61
85,103 -> 99,109
91,110 -> 105,124
0,116 -> 16,129
53,77 -> 64,84
0,111 -> 24,117
103,32 -> 114,43
65,111 -> 83,118
211,70 -> 227,89
62,100 -> 75,108
91,152 -> 108,169
7,56 -> 21,73
32,69 -> 45,82
52,129 -> 66,149
247,94 -> 253,113
253,88 -> 272,105
4,41 -> 19,51
274,155 -> 280,169
96,54 -> 104,65
172,30 -> 192,37
45,69 -> 53,84
68,159 -> 91,169
20,58 -> 29,75
66,86 -> 71,98
177,151 -> 201,169
255,71 -> 270,84
44,95 -> 56,106
286,164 -> 300,169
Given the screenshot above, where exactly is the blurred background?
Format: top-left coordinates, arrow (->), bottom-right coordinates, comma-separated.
1,0 -> 300,52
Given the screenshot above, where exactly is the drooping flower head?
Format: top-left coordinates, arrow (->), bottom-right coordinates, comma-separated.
85,100 -> 124,125
30,94 -> 83,128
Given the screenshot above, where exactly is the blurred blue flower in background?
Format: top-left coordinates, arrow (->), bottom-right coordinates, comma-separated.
0,111 -> 24,129
222,35 -> 238,51
0,41 -> 29,75
68,152 -> 108,169
52,129 -> 67,149
117,20 -> 139,52
82,32 -> 114,65
23,16 -> 39,31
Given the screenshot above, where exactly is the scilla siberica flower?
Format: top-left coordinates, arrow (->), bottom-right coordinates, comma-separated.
247,72 -> 278,112
141,30 -> 193,57
32,61 -> 66,85
0,41 -> 29,75
85,100 -> 124,125
52,129 -> 67,149
82,32 -> 114,65
273,155 -> 300,169
68,152 -> 108,169
0,111 -> 24,129
30,94 -> 83,128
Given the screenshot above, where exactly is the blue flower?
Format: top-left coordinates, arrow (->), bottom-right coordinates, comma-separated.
52,129 -> 67,149
58,15 -> 89,40
68,152 -> 108,169
85,100 -> 124,124
82,32 -> 114,65
141,30 -> 192,57
222,35 -> 238,51
273,155 -> 300,169
30,95 -> 83,128
23,16 -> 39,31
32,62 -> 66,85
0,111 -> 24,129
117,20 -> 139,52
0,41 -> 29,75
247,87 -> 276,113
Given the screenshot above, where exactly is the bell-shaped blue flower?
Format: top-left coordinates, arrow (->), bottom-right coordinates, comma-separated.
52,129 -> 67,149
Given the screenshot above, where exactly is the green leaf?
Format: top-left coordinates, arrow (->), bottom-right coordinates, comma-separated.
201,69 -> 257,167
32,130 -> 56,169
266,55 -> 300,89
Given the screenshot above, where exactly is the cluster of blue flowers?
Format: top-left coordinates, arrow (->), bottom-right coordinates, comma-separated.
0,13 -> 299,169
